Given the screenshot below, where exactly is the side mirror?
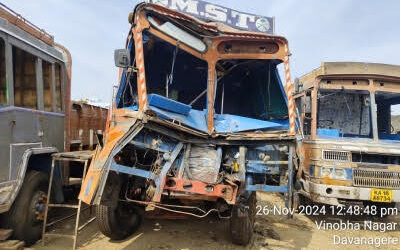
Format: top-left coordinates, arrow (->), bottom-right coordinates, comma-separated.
114,49 -> 130,68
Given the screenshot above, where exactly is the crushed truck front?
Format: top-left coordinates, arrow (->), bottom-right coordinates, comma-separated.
79,1 -> 296,245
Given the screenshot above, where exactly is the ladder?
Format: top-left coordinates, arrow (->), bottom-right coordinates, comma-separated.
41,151 -> 95,250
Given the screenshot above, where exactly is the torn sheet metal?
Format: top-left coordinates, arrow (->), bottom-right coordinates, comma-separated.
147,0 -> 275,34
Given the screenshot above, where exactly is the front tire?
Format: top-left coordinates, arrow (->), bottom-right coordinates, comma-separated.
7,170 -> 48,245
96,173 -> 142,240
230,192 -> 256,245
96,202 -> 142,240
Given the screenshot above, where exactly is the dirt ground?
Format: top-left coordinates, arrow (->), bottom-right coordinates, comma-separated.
32,193 -> 400,250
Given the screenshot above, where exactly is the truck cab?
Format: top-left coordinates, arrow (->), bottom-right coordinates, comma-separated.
295,62 -> 400,209
80,1 -> 296,245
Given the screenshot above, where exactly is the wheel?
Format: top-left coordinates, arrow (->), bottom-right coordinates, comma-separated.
96,173 -> 142,240
7,170 -> 48,246
230,192 -> 256,245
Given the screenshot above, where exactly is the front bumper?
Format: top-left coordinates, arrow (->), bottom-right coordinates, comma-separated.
301,180 -> 400,206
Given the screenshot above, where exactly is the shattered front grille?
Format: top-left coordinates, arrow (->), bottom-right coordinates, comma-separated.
322,150 -> 351,162
353,169 -> 400,189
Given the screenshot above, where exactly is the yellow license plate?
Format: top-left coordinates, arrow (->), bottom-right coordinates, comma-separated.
370,189 -> 392,203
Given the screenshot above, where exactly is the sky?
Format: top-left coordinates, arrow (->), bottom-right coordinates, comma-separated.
3,0 -> 400,104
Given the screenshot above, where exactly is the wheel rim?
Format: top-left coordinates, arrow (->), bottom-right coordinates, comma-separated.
30,190 -> 47,224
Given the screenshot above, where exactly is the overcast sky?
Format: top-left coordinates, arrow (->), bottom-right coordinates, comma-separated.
3,0 -> 400,104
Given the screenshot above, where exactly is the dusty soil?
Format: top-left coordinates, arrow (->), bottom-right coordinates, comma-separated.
32,193 -> 400,250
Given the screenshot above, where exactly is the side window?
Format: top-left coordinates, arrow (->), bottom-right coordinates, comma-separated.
13,46 -> 37,109
55,63 -> 62,112
391,104 -> 400,134
0,38 -> 5,105
42,60 -> 53,111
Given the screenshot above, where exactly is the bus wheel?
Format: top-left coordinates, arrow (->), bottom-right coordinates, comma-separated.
8,170 -> 48,245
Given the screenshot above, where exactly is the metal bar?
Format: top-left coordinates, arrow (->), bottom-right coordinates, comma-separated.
77,216 -> 96,231
45,206 -> 90,227
72,160 -> 88,250
44,233 -> 75,239
42,158 -> 55,246
247,160 -> 289,165
246,184 -> 288,193
47,204 -> 79,208
5,41 -> 13,106
36,58 -> 44,110
288,145 -> 294,210
369,83 -> 379,142
51,63 -> 56,111
110,161 -> 155,179
153,142 -> 184,202
129,140 -> 170,153
246,164 -> 279,174
176,144 -> 187,179
238,146 -> 247,194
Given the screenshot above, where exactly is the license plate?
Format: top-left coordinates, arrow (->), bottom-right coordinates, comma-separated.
370,189 -> 392,203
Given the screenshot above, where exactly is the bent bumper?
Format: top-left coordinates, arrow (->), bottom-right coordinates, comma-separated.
301,181 -> 400,206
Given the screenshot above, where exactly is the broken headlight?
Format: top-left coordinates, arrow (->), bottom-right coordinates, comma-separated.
319,166 -> 349,180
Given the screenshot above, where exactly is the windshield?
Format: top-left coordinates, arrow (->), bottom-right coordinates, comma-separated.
317,90 -> 372,138
214,59 -> 288,121
376,91 -> 400,141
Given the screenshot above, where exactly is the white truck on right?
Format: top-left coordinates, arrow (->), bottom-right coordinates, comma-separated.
294,62 -> 400,216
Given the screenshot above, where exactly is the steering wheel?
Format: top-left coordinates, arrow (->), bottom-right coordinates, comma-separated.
319,119 -> 334,127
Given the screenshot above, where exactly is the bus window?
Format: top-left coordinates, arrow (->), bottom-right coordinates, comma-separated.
55,63 -> 62,111
0,38 -> 6,105
13,46 -> 37,109
42,60 -> 53,111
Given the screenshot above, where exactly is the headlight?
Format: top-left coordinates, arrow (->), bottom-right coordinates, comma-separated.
319,166 -> 348,180
320,166 -> 333,176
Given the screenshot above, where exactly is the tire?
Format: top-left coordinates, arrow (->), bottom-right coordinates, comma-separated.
96,173 -> 142,240
230,192 -> 256,245
7,170 -> 49,246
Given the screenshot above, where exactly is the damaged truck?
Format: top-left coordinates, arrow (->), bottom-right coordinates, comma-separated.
79,0 -> 297,245
295,62 -> 400,212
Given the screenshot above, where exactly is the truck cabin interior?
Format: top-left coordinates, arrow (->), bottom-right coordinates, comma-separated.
317,89 -> 372,139
117,14 -> 288,133
376,91 -> 400,140
316,89 -> 400,141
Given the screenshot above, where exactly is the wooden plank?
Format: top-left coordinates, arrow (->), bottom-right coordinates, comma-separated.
0,240 -> 24,250
0,229 -> 12,241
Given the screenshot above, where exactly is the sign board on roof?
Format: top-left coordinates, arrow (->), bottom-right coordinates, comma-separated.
147,0 -> 275,34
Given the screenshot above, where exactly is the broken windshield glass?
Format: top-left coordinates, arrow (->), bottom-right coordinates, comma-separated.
317,90 -> 372,138
214,59 -> 288,121
143,31 -> 208,110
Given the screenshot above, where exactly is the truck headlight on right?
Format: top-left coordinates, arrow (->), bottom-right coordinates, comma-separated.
319,166 -> 349,180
